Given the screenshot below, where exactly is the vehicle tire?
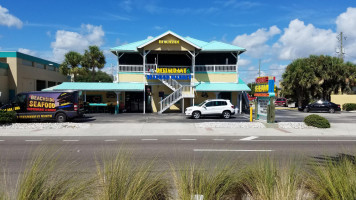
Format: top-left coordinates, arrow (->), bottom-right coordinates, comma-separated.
303,108 -> 309,113
222,111 -> 231,119
56,113 -> 67,123
192,111 -> 201,119
329,108 -> 335,113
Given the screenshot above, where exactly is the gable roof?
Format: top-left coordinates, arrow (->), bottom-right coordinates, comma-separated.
110,31 -> 246,54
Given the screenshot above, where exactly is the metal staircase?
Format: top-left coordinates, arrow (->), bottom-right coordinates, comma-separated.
158,78 -> 194,114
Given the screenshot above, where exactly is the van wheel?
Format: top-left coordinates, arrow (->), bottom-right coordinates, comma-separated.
192,111 -> 201,119
56,113 -> 67,123
222,111 -> 231,119
329,108 -> 335,113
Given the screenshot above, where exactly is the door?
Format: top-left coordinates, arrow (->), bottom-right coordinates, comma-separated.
202,101 -> 215,115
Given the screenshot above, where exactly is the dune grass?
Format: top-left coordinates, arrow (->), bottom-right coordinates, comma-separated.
171,159 -> 239,200
16,147 -> 94,200
306,155 -> 356,200
240,157 -> 308,200
95,150 -> 170,200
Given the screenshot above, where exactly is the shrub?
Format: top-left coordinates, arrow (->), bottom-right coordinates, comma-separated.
342,103 -> 356,111
304,114 -> 330,128
0,111 -> 16,124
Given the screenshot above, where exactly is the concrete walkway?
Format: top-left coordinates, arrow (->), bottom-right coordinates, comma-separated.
0,122 -> 355,137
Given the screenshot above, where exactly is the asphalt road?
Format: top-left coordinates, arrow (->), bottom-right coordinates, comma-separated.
72,109 -> 356,124
1,135 -> 356,183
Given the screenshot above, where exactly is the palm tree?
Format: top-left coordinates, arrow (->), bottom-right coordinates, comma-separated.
81,46 -> 106,82
60,51 -> 83,82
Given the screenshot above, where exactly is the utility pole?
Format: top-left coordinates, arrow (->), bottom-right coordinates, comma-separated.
258,59 -> 261,77
336,32 -> 346,60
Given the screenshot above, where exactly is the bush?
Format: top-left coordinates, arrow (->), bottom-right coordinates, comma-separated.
342,103 -> 356,111
0,111 -> 16,124
304,114 -> 330,128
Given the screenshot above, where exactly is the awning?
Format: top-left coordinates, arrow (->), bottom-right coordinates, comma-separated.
42,82 -> 145,92
195,79 -> 250,92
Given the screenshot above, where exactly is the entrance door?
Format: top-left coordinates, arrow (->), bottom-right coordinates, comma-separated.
125,92 -> 143,113
218,92 -> 231,101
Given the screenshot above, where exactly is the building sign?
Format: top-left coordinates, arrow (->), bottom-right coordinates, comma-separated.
146,74 -> 191,80
254,76 -> 275,97
156,67 -> 190,74
158,40 -> 180,44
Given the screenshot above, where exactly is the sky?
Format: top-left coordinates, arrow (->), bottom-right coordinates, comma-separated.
1,0 -> 356,84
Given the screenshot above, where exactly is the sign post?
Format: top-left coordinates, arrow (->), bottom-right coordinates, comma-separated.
254,76 -> 275,123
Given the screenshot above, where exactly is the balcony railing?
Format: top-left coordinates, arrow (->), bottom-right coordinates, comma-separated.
118,64 -> 237,73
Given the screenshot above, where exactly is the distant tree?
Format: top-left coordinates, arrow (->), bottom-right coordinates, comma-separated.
76,70 -> 113,82
247,82 -> 256,96
59,51 -> 83,82
281,55 -> 356,107
81,46 -> 106,82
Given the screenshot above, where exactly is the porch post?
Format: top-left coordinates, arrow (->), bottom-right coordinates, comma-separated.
239,93 -> 242,114
84,91 -> 87,102
116,52 -> 124,83
143,87 -> 146,114
182,98 -> 184,114
215,92 -> 219,99
236,52 -> 239,83
115,91 -> 120,115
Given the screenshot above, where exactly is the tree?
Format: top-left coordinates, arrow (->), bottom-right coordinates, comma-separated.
281,55 -> 356,107
247,82 -> 256,96
81,46 -> 106,82
76,70 -> 113,82
59,51 -> 83,82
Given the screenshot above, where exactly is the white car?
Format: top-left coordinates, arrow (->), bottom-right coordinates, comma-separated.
185,99 -> 236,119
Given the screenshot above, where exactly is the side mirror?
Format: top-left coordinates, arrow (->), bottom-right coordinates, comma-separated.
203,105 -> 206,109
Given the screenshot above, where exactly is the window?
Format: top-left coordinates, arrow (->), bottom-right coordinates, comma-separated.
48,81 -> 56,87
47,65 -> 55,71
22,59 -> 33,66
35,63 -> 45,69
36,80 -> 46,91
205,102 -> 214,107
218,101 -> 227,106
16,94 -> 27,104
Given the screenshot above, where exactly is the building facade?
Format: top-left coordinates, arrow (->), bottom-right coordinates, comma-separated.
0,52 -> 68,103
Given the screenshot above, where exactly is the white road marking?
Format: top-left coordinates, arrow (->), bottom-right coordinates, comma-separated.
62,140 -> 79,142
251,140 -> 356,142
240,136 -> 259,141
179,139 -> 197,141
104,139 -> 117,142
212,139 -> 225,141
0,140 -> 4,142
141,139 -> 158,141
25,140 -> 42,142
194,149 -> 274,152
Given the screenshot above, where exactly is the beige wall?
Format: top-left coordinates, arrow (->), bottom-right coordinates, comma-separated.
0,75 -> 8,103
194,73 -> 237,83
151,84 -> 183,112
331,94 -> 356,110
7,57 -> 18,91
118,74 -> 145,82
144,34 -> 195,51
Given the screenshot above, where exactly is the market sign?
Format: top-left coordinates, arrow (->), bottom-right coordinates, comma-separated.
254,76 -> 275,97
158,40 -> 180,44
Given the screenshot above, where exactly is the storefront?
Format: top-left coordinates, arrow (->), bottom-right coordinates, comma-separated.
44,31 -> 251,114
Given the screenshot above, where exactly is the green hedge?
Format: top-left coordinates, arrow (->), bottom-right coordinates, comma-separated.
304,114 -> 330,128
342,103 -> 356,111
0,111 -> 17,124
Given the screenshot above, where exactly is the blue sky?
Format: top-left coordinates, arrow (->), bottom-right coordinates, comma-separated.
1,0 -> 356,83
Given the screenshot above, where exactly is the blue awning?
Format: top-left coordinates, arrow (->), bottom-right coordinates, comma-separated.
42,82 -> 144,91
195,79 -> 250,92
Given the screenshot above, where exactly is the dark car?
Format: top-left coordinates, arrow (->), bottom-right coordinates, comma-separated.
274,98 -> 287,107
298,100 -> 341,113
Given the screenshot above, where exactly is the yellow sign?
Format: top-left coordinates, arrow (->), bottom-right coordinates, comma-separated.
0,106 -> 20,112
156,68 -> 188,73
158,40 -> 179,44
255,84 -> 269,93
17,114 -> 53,119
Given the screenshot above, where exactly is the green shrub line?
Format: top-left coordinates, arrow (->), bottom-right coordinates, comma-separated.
0,111 -> 16,124
342,103 -> 356,111
304,114 -> 331,128
3,148 -> 356,199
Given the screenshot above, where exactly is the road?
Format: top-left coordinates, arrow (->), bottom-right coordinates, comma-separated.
1,135 -> 356,182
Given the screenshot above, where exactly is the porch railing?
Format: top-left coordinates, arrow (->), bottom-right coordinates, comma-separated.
118,64 -> 237,73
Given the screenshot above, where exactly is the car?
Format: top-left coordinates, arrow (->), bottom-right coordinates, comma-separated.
298,100 -> 341,113
185,99 -> 236,119
274,98 -> 287,107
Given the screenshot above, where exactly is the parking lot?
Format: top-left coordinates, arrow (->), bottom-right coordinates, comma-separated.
74,109 -> 356,124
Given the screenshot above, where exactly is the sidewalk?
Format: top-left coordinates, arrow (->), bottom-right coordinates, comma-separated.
0,122 -> 355,137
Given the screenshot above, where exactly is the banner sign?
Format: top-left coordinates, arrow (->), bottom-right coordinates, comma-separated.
146,74 -> 191,80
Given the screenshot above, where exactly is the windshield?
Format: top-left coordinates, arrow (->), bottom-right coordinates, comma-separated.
198,101 -> 207,106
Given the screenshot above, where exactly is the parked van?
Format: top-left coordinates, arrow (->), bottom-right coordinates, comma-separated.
0,91 -> 83,122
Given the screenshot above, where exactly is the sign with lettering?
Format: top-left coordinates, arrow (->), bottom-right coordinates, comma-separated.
158,40 -> 180,44
254,76 -> 275,97
156,68 -> 190,74
146,74 -> 191,80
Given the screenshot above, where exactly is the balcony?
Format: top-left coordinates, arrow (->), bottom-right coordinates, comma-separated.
118,64 -> 237,73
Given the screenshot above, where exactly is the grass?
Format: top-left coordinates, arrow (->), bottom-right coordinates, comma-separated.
16,147 -> 94,200
95,150 -> 170,200
171,159 -> 239,200
240,157 -> 308,200
306,155 -> 356,200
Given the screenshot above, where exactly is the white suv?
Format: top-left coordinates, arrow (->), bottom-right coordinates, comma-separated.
185,99 -> 236,119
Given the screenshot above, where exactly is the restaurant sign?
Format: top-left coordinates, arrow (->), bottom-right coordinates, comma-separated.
158,40 -> 180,44
146,74 -> 191,80
254,76 -> 275,97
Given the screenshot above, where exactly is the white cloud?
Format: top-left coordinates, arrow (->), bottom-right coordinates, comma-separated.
0,5 -> 23,28
238,58 -> 251,66
336,7 -> 356,62
51,24 -> 105,62
274,19 -> 337,60
232,25 -> 281,58
18,48 -> 37,56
